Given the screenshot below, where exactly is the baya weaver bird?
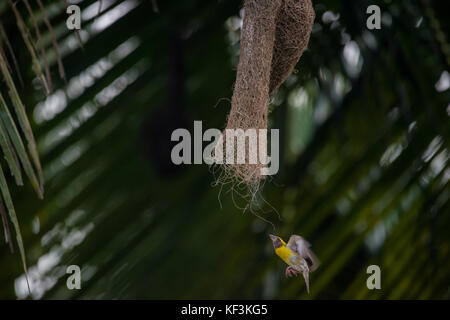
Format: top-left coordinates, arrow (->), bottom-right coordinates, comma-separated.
269,234 -> 320,293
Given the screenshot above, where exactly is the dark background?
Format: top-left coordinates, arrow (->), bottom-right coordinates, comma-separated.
0,0 -> 449,299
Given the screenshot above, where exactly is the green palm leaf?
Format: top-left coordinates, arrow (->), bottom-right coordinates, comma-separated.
0,0 -> 448,300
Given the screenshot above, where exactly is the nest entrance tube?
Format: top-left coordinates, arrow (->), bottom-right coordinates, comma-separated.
215,0 -> 315,198
270,0 -> 316,94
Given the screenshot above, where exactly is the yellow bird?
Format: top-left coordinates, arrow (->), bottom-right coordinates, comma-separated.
269,234 -> 320,293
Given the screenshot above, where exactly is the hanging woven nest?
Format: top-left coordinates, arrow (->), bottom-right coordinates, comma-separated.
216,0 -> 315,196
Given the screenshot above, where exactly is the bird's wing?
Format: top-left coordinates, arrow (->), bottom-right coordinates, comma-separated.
286,235 -> 320,272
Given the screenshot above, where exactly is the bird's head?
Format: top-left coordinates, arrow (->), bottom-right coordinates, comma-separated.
269,234 -> 284,249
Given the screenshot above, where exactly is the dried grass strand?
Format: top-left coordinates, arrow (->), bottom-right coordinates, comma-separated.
36,0 -> 66,82
0,23 -> 24,87
9,0 -> 50,94
23,0 -> 53,93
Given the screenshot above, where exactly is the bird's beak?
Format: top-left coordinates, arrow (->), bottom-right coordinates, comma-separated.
269,234 -> 277,242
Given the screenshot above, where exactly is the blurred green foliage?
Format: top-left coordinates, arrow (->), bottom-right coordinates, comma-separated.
0,0 -> 449,299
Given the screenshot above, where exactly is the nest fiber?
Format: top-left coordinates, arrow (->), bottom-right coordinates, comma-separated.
218,0 -> 315,193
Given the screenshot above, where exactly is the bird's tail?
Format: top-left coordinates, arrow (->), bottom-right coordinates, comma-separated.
302,272 -> 310,294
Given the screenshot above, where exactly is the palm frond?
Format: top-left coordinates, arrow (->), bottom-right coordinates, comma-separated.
0,0 -> 448,300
